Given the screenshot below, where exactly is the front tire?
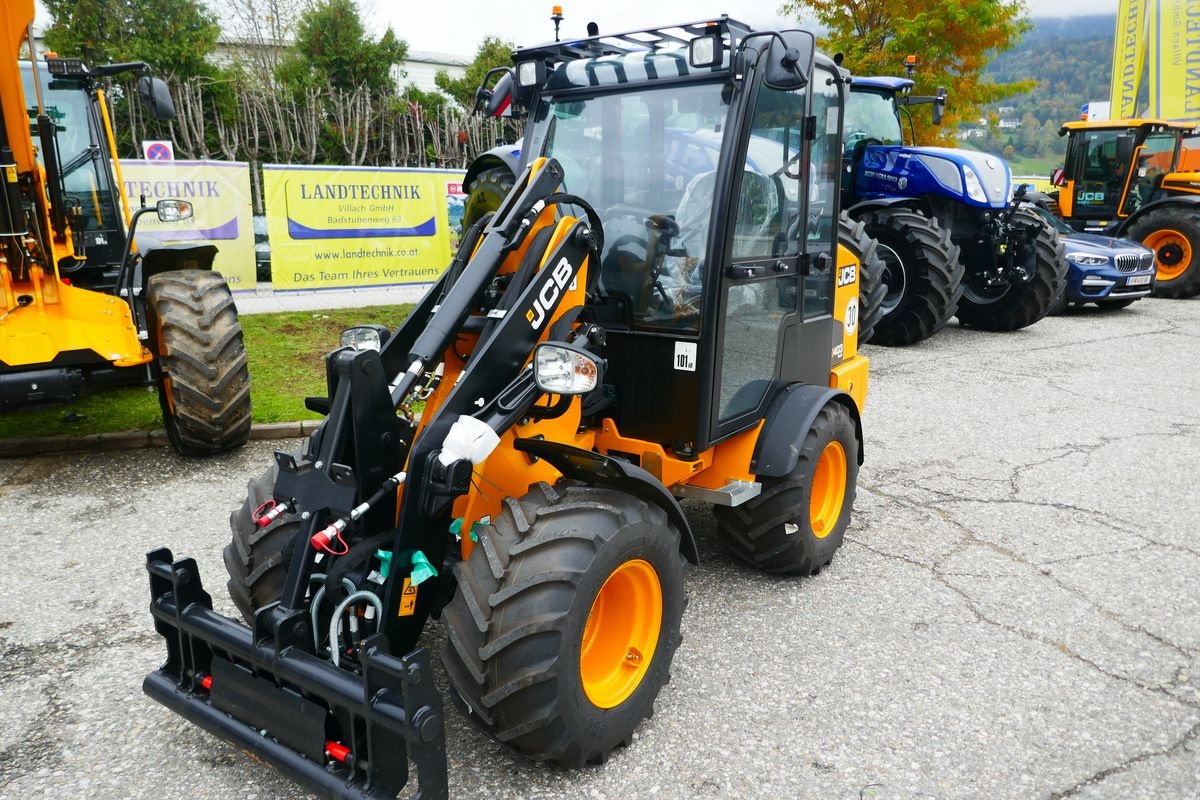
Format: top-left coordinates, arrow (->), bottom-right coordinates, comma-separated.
223,463 -> 299,625
955,206 -> 1067,331
1128,207 -> 1200,298
856,207 -> 963,346
462,165 -> 516,233
441,481 -> 686,766
147,271 -> 252,455
714,402 -> 859,575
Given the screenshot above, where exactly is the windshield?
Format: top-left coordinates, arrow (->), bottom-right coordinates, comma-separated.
1031,204 -> 1075,235
844,89 -> 903,148
19,63 -> 122,235
526,80 -> 731,332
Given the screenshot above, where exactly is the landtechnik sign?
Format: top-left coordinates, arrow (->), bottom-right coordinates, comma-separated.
262,165 -> 465,290
121,159 -> 257,289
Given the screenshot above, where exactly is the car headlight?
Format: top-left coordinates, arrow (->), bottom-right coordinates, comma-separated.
1065,253 -> 1110,266
962,165 -> 988,203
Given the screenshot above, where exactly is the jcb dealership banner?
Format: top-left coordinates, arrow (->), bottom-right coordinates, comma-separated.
1110,0 -> 1149,118
1149,0 -> 1200,123
263,165 -> 465,290
121,160 -> 256,289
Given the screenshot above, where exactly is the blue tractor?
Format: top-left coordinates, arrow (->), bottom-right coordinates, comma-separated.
843,76 -> 1066,345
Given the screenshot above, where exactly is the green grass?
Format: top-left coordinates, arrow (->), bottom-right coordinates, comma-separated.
0,303 -> 414,440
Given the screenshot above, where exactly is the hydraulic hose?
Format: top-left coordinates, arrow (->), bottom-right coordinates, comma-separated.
328,590 -> 384,667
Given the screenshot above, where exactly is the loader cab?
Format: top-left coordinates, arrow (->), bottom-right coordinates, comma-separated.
1057,121 -> 1191,222
518,23 -> 846,452
19,60 -> 127,281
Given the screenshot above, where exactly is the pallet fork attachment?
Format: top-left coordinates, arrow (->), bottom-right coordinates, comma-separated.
145,549 -> 449,799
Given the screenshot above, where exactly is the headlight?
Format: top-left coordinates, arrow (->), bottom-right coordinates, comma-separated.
962,165 -> 988,203
1065,253 -> 1110,266
340,325 -> 388,351
534,343 -> 600,395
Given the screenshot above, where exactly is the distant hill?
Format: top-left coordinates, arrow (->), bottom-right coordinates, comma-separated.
963,13 -> 1117,173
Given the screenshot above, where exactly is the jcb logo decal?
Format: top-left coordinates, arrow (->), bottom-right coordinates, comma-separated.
836,264 -> 857,288
1079,192 -> 1106,203
526,257 -> 576,330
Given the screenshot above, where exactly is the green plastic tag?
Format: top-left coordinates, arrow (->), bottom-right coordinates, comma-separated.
410,549 -> 438,586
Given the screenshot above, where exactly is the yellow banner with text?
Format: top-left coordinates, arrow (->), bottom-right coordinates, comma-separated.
121,159 -> 257,290
1149,0 -> 1200,124
1110,0 -> 1149,118
262,165 -> 466,290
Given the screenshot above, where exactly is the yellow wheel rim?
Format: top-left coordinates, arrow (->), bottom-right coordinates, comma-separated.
809,440 -> 848,538
1144,228 -> 1193,282
580,559 -> 662,709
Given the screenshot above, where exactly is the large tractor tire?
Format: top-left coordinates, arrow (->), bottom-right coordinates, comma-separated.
223,463 -> 299,625
462,165 -> 516,233
441,481 -> 686,767
855,207 -> 963,346
147,270 -> 252,455
1047,284 -> 1069,316
838,211 -> 886,346
955,206 -> 1067,331
1127,207 -> 1200,299
713,402 -> 858,575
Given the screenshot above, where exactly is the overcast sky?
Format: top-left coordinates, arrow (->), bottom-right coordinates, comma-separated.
380,0 -> 1115,55
33,0 -> 1117,57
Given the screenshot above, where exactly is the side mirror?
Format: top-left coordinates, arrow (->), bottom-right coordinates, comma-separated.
156,199 -> 192,222
138,76 -> 176,121
689,34 -> 724,68
485,71 -> 514,117
1116,134 -> 1135,165
932,87 -> 947,126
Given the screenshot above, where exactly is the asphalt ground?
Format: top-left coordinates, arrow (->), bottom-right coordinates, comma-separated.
1,297 -> 1198,800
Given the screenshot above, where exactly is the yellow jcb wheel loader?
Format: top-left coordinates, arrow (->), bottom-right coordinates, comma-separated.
144,16 -> 871,798
0,0 -> 250,453
1051,119 -> 1200,298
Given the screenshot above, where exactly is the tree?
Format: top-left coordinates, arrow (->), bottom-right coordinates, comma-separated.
435,36 -> 515,109
276,0 -> 408,95
782,0 -> 1032,145
215,0 -> 300,85
43,0 -> 219,79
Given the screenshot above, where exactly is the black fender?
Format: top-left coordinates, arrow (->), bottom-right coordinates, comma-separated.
750,383 -> 864,478
138,243 -> 218,290
845,195 -> 930,221
1113,195 -> 1200,237
463,143 -> 523,193
513,437 -> 700,564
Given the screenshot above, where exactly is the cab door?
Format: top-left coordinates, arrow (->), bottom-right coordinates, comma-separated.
710,65 -> 842,441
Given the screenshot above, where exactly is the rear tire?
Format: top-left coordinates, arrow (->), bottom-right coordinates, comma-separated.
462,165 -> 515,233
1096,298 -> 1136,310
714,402 -> 858,575
1128,207 -> 1200,298
856,207 -> 963,346
955,206 -> 1067,331
441,481 -> 686,766
838,211 -> 886,346
223,463 -> 299,625
147,271 -> 252,455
